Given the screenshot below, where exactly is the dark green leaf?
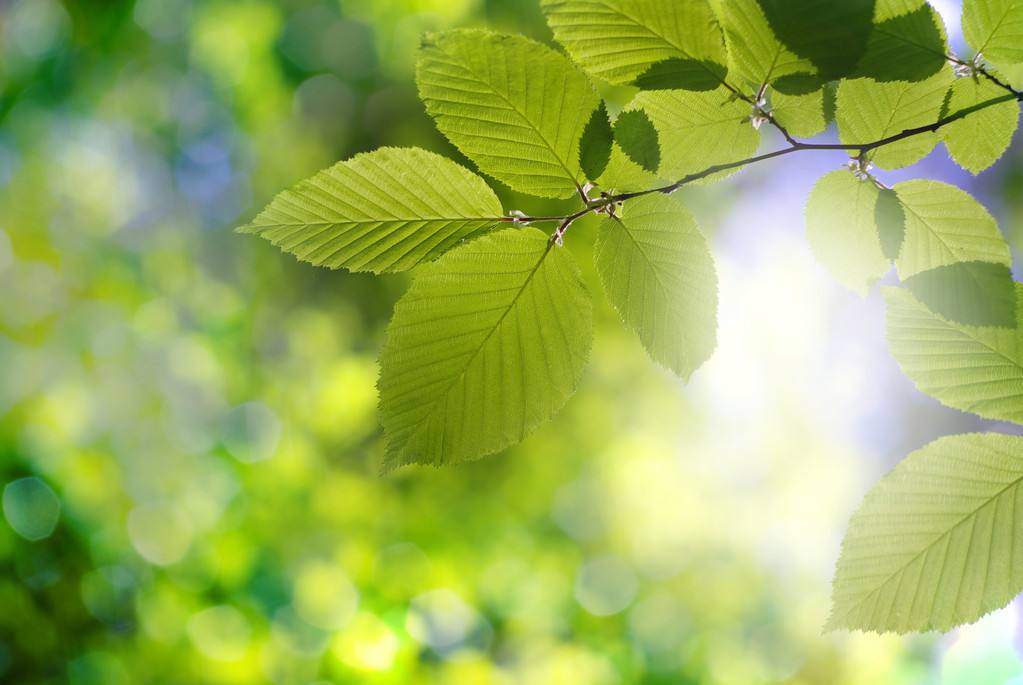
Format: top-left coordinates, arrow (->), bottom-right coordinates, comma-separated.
904,261 -> 1017,328
633,58 -> 727,91
875,187 -> 905,260
580,103 -> 614,182
855,4 -> 947,82
614,110 -> 661,173
757,0 -> 875,80
772,73 -> 826,95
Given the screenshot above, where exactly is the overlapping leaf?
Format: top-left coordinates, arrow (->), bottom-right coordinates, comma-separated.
416,30 -> 598,199
885,285 -> 1023,423
941,76 -> 1021,174
711,0 -> 815,88
240,147 -> 503,273
378,228 -> 592,468
757,0 -> 875,80
963,0 -> 1023,65
594,195 -> 717,380
855,3 -> 948,82
829,433 -> 1023,633
836,67 -> 954,169
541,0 -> 728,88
805,170 -> 890,295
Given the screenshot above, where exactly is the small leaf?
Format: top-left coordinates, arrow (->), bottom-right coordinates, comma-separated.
893,179 -> 1011,279
613,110 -> 660,173
963,0 -> 1023,65
941,75 -> 1021,174
239,147 -> 503,273
836,67 -> 954,169
757,0 -> 875,80
884,284 -> 1023,423
633,58 -> 726,91
854,4 -> 948,82
875,187 -> 906,260
634,87 -> 761,181
417,30 -> 598,198
594,194 -> 717,380
828,433 -> 1023,634
580,103 -> 614,181
805,169 -> 890,295
378,228 -> 592,468
772,84 -> 831,138
904,261 -> 1017,328
541,0 -> 728,87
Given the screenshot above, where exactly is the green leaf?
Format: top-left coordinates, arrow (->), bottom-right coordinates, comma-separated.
828,433 -> 1023,634
378,228 -> 592,468
757,0 -> 875,80
632,87 -> 761,181
855,4 -> 948,82
875,187 -> 906,260
416,30 -> 598,199
580,103 -> 614,182
711,0 -> 815,88
594,194 -> 717,380
963,0 -> 1023,65
941,76 -> 1021,174
884,285 -> 1023,423
613,110 -> 660,173
540,0 -> 728,87
904,261 -> 1017,328
771,83 -> 832,138
893,179 -> 1011,279
836,67 -> 954,170
634,58 -> 727,92
805,170 -> 890,295
239,147 -> 503,273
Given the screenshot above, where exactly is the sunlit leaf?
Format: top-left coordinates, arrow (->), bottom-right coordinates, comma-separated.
805,169 -> 889,295
963,0 -> 1023,65
711,0 -> 815,88
379,228 -> 592,468
417,30 -> 598,198
240,147 -> 503,273
613,110 -> 660,173
594,194 -> 717,379
904,261 -> 1017,328
855,4 -> 947,82
541,0 -> 728,87
836,67 -> 954,169
893,179 -> 1011,279
772,83 -> 832,138
941,75 -> 1021,174
829,433 -> 1023,633
884,284 -> 1023,423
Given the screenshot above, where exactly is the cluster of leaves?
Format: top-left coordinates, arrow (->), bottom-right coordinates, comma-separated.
240,0 -> 1023,635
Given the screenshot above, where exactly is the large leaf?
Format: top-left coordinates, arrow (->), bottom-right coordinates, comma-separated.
854,4 -> 948,82
239,148 -> 503,273
893,179 -> 1011,279
711,0 -> 815,88
631,88 -> 761,181
963,0 -> 1023,65
904,261 -> 1017,328
941,76 -> 1021,175
836,67 -> 954,170
540,0 -> 728,88
416,30 -> 598,199
594,194 -> 717,380
756,0 -> 875,80
805,170 -> 889,295
378,228 -> 592,468
829,433 -> 1023,634
884,285 -> 1023,423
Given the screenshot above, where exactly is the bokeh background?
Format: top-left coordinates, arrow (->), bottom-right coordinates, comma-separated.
1,0 -> 1023,683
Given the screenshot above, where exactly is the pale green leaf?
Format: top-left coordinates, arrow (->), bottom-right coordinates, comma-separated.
540,0 -> 727,87
239,147 -> 503,273
771,83 -> 832,138
829,433 -> 1023,634
378,228 -> 592,468
805,170 -> 889,295
594,194 -> 717,379
884,285 -> 1023,423
893,179 -> 1011,279
876,187 -> 906,260
963,0 -> 1023,65
836,67 -> 953,170
416,30 -> 598,199
631,87 -> 761,181
941,76 -> 1021,174
710,0 -> 815,88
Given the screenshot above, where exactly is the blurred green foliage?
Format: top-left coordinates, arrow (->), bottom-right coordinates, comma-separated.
0,1 -> 1018,683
